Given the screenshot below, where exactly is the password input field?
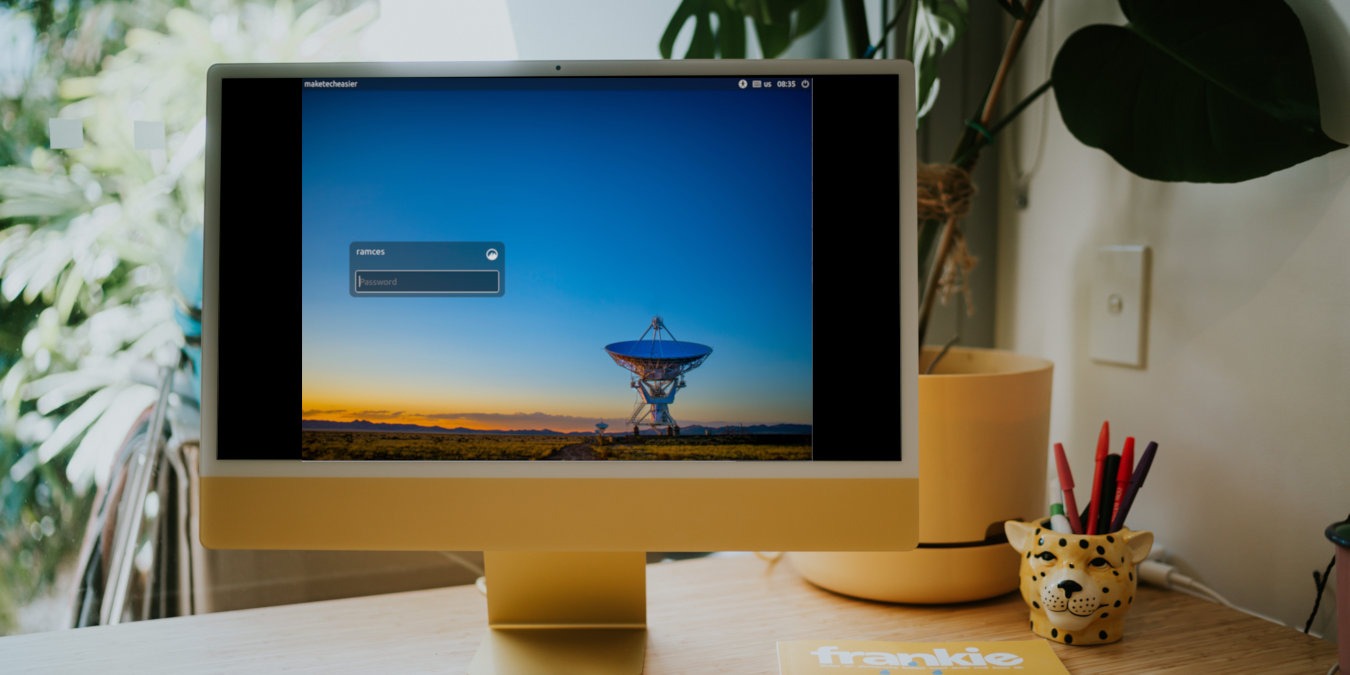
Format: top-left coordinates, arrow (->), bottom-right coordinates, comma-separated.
353,269 -> 500,295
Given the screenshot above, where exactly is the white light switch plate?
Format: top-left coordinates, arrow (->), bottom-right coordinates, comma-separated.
1090,245 -> 1150,367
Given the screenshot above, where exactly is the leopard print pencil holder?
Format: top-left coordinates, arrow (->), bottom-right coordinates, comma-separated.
1004,519 -> 1153,646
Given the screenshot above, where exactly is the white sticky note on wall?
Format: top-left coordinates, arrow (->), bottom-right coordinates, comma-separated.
134,120 -> 166,151
49,118 -> 84,149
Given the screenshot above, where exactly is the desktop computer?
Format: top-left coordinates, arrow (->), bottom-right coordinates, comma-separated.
201,59 -> 919,673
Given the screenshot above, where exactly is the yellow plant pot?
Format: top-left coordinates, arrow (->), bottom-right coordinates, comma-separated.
790,347 -> 1053,604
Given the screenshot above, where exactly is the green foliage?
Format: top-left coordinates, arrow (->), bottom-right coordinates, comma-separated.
661,0 -> 1344,179
0,1 -> 174,168
1052,0 -> 1346,182
660,0 -> 967,122
908,0 -> 967,119
660,0 -> 1344,344
660,0 -> 828,59
0,0 -> 187,633
0,455 -> 93,633
0,0 -> 373,633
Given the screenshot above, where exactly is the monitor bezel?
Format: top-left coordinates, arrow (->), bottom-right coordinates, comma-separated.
200,59 -> 918,483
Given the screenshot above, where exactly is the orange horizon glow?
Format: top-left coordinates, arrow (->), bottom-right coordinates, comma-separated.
301,407 -> 616,434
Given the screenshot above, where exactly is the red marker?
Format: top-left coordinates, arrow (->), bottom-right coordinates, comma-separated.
1111,436 -> 1135,528
1053,443 -> 1084,534
1086,420 -> 1109,535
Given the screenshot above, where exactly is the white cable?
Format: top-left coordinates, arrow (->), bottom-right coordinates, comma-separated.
1142,561 -> 1223,603
1146,544 -> 1168,563
1139,560 -> 1233,606
436,552 -> 488,596
1138,560 -> 1283,624
438,551 -> 485,578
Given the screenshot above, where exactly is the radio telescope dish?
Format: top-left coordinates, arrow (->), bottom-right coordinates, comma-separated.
604,317 -> 712,435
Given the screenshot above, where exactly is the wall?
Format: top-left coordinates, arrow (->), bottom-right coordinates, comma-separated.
997,1 -> 1350,637
505,0 -> 835,60
360,0 -> 518,61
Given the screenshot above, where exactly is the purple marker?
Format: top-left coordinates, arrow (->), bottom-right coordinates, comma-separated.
1110,441 -> 1158,532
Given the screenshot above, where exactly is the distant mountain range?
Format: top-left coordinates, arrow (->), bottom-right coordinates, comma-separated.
672,424 -> 811,436
301,419 -> 810,436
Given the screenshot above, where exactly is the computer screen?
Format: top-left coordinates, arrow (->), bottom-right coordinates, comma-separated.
201,59 -> 918,672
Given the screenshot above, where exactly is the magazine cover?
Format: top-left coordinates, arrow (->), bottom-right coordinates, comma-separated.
777,639 -> 1069,674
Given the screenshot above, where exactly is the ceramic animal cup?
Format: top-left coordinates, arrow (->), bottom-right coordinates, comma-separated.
1005,519 -> 1153,646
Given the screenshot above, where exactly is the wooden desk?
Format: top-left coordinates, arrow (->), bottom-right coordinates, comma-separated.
3,554 -> 1336,673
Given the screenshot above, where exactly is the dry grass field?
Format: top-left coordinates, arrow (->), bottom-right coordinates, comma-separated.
301,430 -> 811,461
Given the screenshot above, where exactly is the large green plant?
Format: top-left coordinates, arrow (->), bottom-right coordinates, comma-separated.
662,0 -> 1345,344
0,0 -> 175,632
1051,0 -> 1343,182
0,0 -> 373,633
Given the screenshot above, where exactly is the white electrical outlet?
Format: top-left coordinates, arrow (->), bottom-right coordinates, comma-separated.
1090,245 -> 1150,367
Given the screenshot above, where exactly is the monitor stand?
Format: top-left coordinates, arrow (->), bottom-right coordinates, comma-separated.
468,551 -> 648,674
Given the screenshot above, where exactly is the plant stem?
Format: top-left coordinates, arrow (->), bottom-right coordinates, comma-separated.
840,0 -> 872,59
868,0 -> 912,58
951,79 -> 1050,167
918,213 -> 960,345
919,0 -> 1043,345
987,79 -> 1051,137
902,0 -> 919,61
949,0 -> 1043,170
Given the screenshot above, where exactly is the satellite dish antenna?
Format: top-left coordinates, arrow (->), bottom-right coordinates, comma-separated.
604,317 -> 712,436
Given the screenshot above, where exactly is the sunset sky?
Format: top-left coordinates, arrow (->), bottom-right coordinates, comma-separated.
300,78 -> 815,433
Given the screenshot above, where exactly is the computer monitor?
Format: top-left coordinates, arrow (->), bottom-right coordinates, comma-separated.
201,59 -> 918,673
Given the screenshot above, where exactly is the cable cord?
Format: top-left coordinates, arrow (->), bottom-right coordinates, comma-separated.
1138,560 -> 1280,624
1305,511 -> 1348,635
1304,552 -> 1336,634
436,551 -> 488,596
439,551 -> 485,578
1138,560 -> 1232,607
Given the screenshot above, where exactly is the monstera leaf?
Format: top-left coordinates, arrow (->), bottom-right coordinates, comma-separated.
911,0 -> 968,119
660,0 -> 827,59
1052,0 -> 1345,183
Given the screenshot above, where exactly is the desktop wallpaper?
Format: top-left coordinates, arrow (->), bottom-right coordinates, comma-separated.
299,78 -> 815,460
